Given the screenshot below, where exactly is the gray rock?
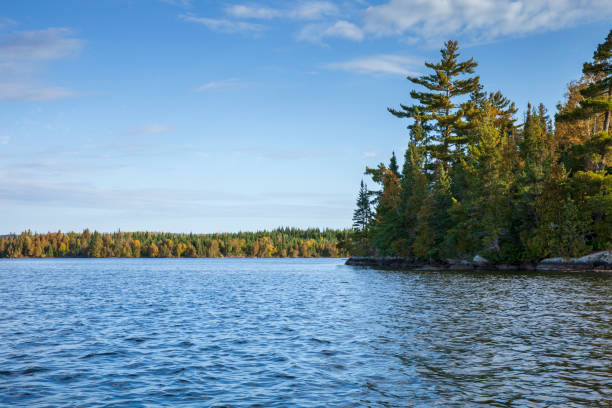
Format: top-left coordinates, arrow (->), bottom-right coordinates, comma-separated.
537,251 -> 612,272
573,250 -> 612,264
472,255 -> 489,265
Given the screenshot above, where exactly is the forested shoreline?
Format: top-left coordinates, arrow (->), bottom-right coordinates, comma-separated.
349,31 -> 612,263
0,228 -> 350,258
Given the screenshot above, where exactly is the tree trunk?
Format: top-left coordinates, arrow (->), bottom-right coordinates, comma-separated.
604,87 -> 611,132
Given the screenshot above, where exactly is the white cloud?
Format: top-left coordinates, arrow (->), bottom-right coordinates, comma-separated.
363,0 -> 612,42
0,27 -> 83,101
326,54 -> 420,75
0,136 -> 10,145
324,21 -> 364,41
0,27 -> 83,62
0,83 -> 77,101
226,2 -> 338,20
299,20 -> 364,42
226,5 -> 281,19
176,1 -> 612,44
125,124 -> 173,135
179,14 -> 264,33
195,78 -> 246,91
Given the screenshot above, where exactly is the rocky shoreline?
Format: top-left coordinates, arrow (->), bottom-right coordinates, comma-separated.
345,251 -> 612,273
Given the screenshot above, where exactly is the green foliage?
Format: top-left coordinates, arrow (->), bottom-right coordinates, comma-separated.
557,29 -> 611,132
0,228 -> 350,258
525,164 -> 588,259
389,151 -> 400,177
351,180 -> 373,255
388,40 -> 480,167
562,131 -> 612,173
352,35 -> 612,263
568,169 -> 612,251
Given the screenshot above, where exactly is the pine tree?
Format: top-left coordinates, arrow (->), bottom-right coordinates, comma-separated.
352,180 -> 372,233
371,169 -> 402,256
556,77 -> 601,146
398,137 -> 428,256
351,180 -> 373,255
430,163 -> 455,259
568,169 -> 611,251
389,151 -> 399,177
526,163 -> 588,259
557,29 -> 612,132
411,163 -> 455,261
451,110 -> 514,260
389,40 -> 480,167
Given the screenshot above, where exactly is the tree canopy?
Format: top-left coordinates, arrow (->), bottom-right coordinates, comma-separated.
351,31 -> 612,262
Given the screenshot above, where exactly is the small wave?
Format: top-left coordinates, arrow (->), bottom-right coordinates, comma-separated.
272,372 -> 296,380
125,337 -> 147,343
81,351 -> 123,359
21,366 -> 50,375
310,337 -> 332,345
53,373 -> 83,382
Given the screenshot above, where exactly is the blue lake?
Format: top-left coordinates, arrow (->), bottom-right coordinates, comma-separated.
0,258 -> 610,407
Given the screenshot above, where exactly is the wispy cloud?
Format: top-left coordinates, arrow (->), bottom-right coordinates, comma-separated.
0,136 -> 9,145
0,27 -> 83,62
298,20 -> 364,43
363,0 -> 612,43
174,1 -> 612,45
226,2 -> 338,20
123,123 -> 173,136
195,78 -> 247,92
179,14 -> 264,34
159,0 -> 192,8
0,83 -> 77,101
0,27 -> 83,101
326,54 -> 420,75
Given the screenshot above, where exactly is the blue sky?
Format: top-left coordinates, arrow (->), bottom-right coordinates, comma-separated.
1,0 -> 611,233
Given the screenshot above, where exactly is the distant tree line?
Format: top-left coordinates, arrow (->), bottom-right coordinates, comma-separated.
0,228 -> 350,258
350,31 -> 612,262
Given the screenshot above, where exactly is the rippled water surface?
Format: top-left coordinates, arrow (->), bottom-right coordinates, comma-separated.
0,259 -> 611,407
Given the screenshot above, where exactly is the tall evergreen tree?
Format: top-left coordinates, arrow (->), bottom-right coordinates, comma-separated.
557,29 -> 612,132
371,168 -> 402,256
398,137 -> 428,255
351,180 -> 373,255
526,163 -> 588,259
450,109 -> 515,260
389,151 -> 399,177
352,180 -> 372,233
389,40 -> 480,166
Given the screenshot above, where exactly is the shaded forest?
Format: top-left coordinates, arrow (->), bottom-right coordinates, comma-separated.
0,228 -> 350,258
350,31 -> 612,263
